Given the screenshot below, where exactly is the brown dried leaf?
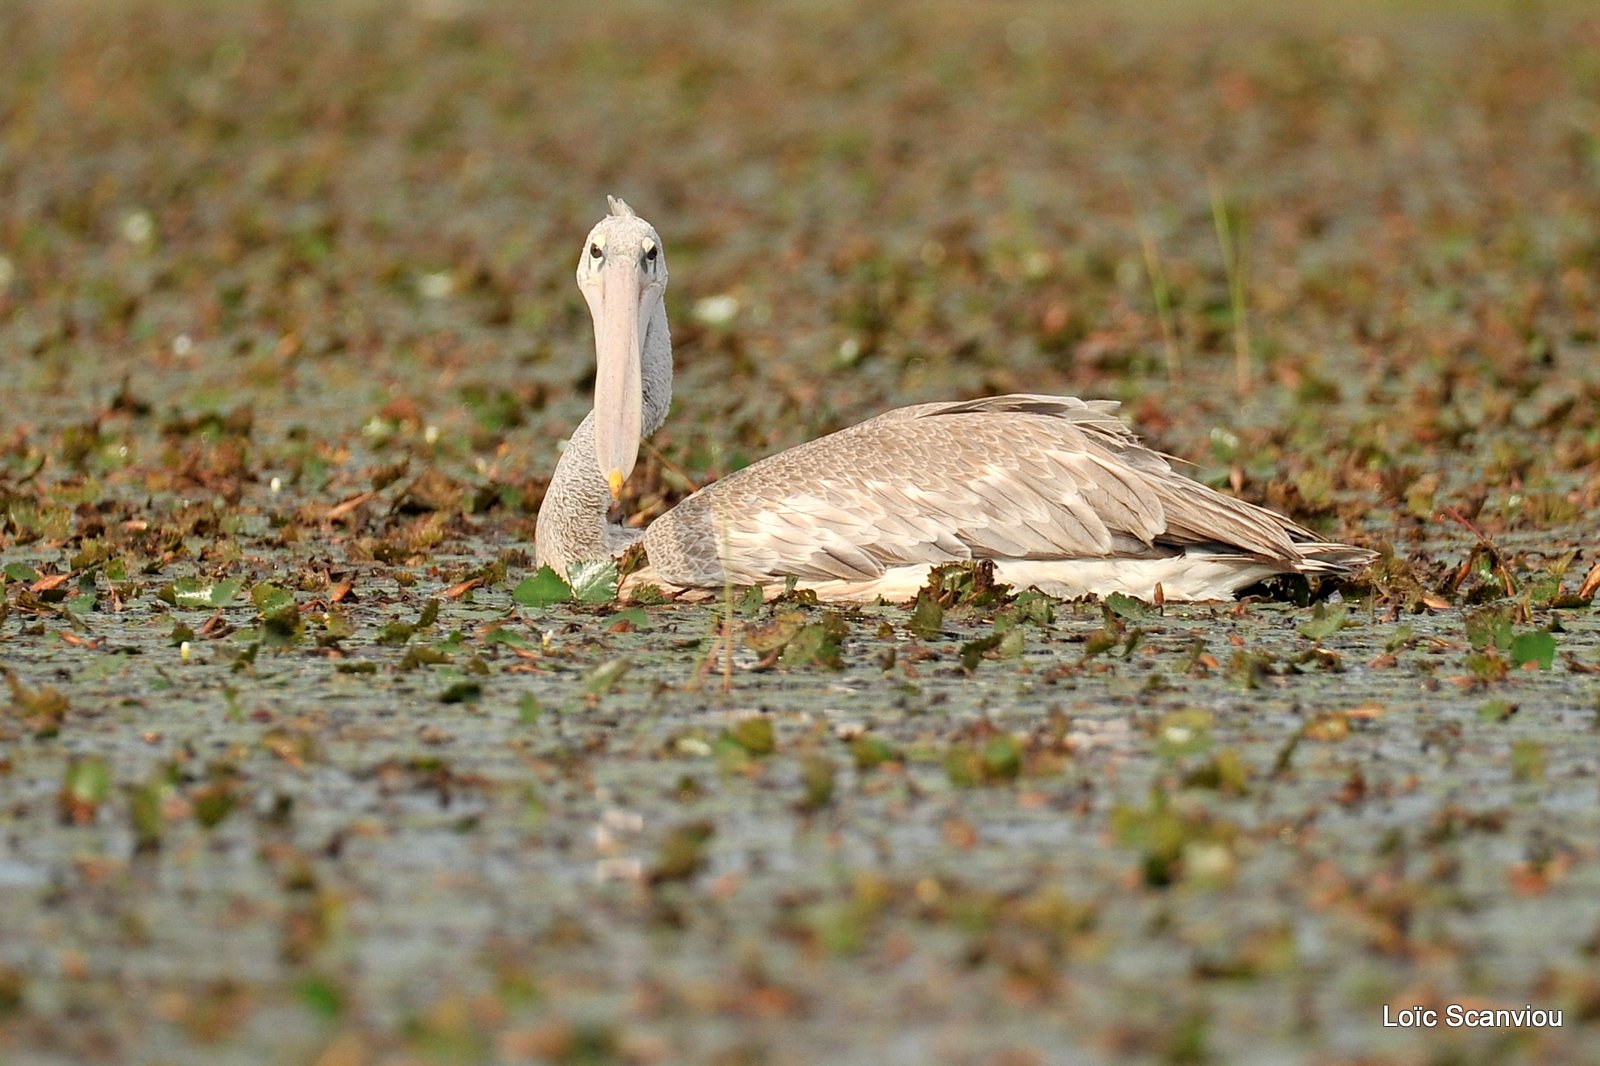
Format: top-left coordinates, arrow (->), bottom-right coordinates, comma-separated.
327,491 -> 378,523
30,573 -> 72,593
442,577 -> 482,600
1578,561 -> 1600,601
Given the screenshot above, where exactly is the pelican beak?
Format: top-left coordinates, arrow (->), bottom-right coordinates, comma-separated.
590,263 -> 648,499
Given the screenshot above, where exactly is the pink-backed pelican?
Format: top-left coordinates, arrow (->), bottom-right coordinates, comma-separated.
534,198 -> 1373,603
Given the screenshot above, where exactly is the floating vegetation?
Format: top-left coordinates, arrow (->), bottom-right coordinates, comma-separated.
1,2 -> 1598,1063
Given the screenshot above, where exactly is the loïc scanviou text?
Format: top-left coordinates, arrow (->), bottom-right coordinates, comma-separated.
1383,1004 -> 1562,1028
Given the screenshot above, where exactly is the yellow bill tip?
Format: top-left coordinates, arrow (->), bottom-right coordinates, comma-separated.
607,470 -> 624,499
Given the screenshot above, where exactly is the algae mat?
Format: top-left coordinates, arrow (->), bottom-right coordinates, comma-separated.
3,1 -> 1600,1064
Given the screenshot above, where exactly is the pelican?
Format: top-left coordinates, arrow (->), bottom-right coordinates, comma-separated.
534,198 -> 1374,603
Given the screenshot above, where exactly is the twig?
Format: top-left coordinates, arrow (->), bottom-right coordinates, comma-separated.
719,512 -> 736,694
326,490 -> 378,523
1209,174 -> 1251,395
641,438 -> 705,495
1133,207 -> 1182,383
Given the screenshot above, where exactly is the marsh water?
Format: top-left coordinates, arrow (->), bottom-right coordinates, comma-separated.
4,2 -> 1600,1064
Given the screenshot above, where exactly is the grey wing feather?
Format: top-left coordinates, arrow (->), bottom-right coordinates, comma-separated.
642,394 -> 1314,587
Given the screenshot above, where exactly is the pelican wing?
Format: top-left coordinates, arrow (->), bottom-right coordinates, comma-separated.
641,395 -> 1316,588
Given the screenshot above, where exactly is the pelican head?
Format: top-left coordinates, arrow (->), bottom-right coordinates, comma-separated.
578,196 -> 668,499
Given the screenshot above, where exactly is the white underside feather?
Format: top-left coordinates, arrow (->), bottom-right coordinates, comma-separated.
623,551 -> 1299,605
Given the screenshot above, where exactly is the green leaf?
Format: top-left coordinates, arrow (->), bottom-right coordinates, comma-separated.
417,598 -> 440,628
1156,709 -> 1213,759
1464,651 -> 1509,682
6,671 -> 68,736
1511,739 -> 1546,783
1105,592 -> 1152,622
1004,591 -> 1055,628
130,779 -> 165,850
230,642 -> 261,673
297,976 -> 346,1019
566,560 -> 619,604
61,755 -> 111,808
4,562 -> 40,583
945,736 -> 1023,786
1082,618 -> 1124,660
945,746 -> 983,788
608,607 -> 649,629
192,783 -> 237,828
721,716 -> 776,755
315,612 -> 354,647
959,632 -> 1003,671
517,692 -> 541,724
798,754 -> 836,809
1478,699 -> 1517,722
399,645 -> 452,671
205,577 -> 244,608
261,606 -> 304,647
1384,625 -> 1416,654
438,680 -> 482,704
651,820 -> 714,883
1182,748 -> 1252,793
1464,605 -> 1514,651
76,653 -> 131,683
250,582 -> 295,614
781,615 -> 847,669
512,565 -> 571,608
1509,630 -> 1556,670
168,576 -> 243,609
907,589 -> 944,639
484,626 -> 536,649
375,621 -> 417,646
583,657 -> 631,696
851,734 -> 898,770
981,735 -> 1022,780
1298,602 -> 1348,642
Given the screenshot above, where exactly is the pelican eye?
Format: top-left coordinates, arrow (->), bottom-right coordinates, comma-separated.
589,242 -> 604,259
644,244 -> 658,263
